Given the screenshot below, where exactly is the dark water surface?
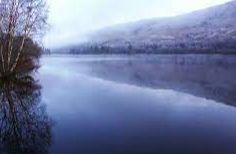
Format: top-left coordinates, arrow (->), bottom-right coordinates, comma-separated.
40,55 -> 236,154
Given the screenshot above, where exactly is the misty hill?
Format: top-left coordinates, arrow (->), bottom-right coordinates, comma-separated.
56,0 -> 236,54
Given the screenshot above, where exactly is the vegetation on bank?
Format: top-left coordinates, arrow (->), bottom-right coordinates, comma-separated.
0,0 -> 47,77
0,2 -> 51,152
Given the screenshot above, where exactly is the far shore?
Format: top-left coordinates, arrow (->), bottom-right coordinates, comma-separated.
44,51 -> 236,56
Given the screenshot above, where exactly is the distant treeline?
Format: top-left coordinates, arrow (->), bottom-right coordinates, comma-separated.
52,39 -> 236,55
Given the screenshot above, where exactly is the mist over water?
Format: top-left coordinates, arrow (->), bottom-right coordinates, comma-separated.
39,55 -> 236,154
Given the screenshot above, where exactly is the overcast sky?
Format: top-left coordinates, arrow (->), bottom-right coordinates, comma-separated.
44,0 -> 232,48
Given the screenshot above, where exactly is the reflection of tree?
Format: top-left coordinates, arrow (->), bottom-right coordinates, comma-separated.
0,75 -> 52,154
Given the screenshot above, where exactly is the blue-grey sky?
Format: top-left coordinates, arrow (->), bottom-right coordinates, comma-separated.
44,0 -> 232,48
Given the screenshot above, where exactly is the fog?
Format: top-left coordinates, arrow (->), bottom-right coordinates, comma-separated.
44,0 -> 232,48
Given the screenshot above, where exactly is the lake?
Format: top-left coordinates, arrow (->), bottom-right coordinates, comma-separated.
39,55 -> 236,154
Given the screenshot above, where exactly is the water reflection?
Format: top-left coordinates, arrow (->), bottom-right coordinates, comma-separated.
41,55 -> 236,154
0,75 -> 52,154
76,55 -> 236,106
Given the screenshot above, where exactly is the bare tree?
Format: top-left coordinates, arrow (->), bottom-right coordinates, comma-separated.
0,0 -> 47,76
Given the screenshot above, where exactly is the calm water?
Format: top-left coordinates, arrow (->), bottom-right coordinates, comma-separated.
39,55 -> 236,153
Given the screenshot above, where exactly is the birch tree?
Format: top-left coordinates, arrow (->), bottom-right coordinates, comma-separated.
0,0 -> 47,76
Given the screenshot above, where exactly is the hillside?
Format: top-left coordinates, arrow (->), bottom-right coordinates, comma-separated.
55,0 -> 236,54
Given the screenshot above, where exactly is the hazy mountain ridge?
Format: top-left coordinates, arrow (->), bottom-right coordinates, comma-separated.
55,0 -> 236,54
